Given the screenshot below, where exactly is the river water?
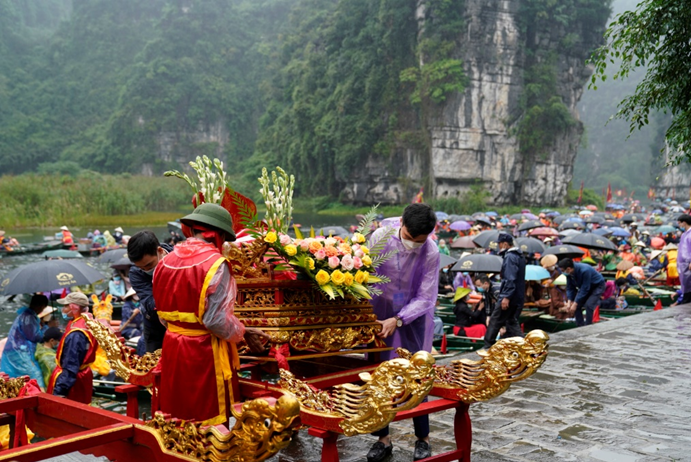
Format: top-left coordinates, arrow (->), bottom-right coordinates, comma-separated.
0,213 -> 360,335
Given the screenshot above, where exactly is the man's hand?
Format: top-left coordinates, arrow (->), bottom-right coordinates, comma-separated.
244,328 -> 270,353
376,318 -> 398,339
501,298 -> 509,310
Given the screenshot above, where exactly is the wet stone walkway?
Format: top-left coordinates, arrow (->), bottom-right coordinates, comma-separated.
269,303 -> 691,462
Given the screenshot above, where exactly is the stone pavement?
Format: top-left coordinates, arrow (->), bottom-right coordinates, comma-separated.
269,304 -> 691,461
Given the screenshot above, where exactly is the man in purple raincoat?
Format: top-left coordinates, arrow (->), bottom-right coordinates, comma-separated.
366,203 -> 439,462
676,214 -> 691,304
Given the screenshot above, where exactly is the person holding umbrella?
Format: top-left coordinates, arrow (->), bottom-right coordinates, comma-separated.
483,233 -> 524,349
557,258 -> 606,326
48,292 -> 98,404
0,294 -> 50,388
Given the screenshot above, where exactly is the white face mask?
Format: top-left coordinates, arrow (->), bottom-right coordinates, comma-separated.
401,238 -> 424,250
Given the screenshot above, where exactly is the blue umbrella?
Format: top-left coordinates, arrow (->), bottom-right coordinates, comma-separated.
609,227 -> 631,237
565,217 -> 585,224
657,225 -> 676,234
485,211 -> 498,217
593,228 -> 613,236
652,209 -> 663,215
525,265 -> 550,281
435,211 -> 449,221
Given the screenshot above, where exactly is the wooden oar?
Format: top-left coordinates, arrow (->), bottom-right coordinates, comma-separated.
636,280 -> 656,301
642,268 -> 663,286
119,308 -> 140,332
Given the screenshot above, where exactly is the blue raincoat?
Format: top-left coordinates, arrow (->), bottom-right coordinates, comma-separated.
0,307 -> 45,388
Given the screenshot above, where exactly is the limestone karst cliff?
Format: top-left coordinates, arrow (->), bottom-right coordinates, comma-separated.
341,0 -> 610,206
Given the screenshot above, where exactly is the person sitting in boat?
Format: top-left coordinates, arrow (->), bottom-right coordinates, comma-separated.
48,292 -> 98,404
119,288 -> 143,342
647,249 -> 667,275
103,230 -> 116,247
473,275 -> 497,323
540,255 -> 568,318
113,227 -> 124,244
437,239 -> 450,256
632,242 -> 648,266
92,230 -> 107,249
35,327 -> 63,390
438,264 -> 454,296
451,287 -> 486,338
60,226 -> 73,245
0,295 -> 50,388
0,230 -> 19,248
108,272 -> 127,301
663,243 -> 680,286
600,280 -> 618,310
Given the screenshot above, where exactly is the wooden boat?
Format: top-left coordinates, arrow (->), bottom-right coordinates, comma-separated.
0,241 -> 63,257
523,314 -> 578,333
599,305 -> 651,318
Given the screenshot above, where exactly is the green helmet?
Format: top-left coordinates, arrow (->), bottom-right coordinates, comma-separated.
181,203 -> 236,241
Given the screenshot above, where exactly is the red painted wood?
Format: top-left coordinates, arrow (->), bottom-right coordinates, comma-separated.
454,403 -> 471,462
0,396 -> 39,414
416,449 -> 465,462
115,384 -> 141,419
0,424 -> 133,461
321,431 -> 340,462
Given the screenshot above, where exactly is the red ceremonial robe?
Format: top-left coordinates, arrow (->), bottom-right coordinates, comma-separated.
47,315 -> 97,404
153,239 -> 237,425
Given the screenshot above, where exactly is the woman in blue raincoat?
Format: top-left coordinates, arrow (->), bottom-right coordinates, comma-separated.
0,295 -> 49,388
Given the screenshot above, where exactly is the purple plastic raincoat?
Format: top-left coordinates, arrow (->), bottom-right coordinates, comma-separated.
370,227 -> 440,360
677,229 -> 691,293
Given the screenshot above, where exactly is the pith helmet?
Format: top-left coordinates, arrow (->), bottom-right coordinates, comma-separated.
181,203 -> 236,241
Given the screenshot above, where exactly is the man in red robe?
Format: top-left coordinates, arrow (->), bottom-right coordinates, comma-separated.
48,292 -> 97,404
153,203 -> 267,425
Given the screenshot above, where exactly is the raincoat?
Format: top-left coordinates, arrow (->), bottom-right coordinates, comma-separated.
35,343 -> 57,387
0,307 -> 45,388
370,228 -> 440,360
678,229 -> 691,293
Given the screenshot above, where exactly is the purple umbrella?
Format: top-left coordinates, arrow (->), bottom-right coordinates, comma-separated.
450,220 -> 471,231
524,213 -> 538,220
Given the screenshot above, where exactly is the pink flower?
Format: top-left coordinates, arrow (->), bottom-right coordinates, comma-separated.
300,240 -> 310,252
328,256 -> 340,269
353,256 -> 363,269
341,254 -> 354,271
279,233 -> 291,246
315,249 -> 326,260
354,249 -> 364,259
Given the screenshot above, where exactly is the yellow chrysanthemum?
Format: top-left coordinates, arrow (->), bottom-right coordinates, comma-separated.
265,231 -> 277,244
355,270 -> 368,284
305,257 -> 315,270
315,270 -> 330,285
343,272 -> 354,286
360,245 -> 370,254
284,244 -> 297,256
331,270 -> 346,286
362,255 -> 372,267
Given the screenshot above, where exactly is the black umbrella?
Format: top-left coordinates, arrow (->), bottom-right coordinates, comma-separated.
110,256 -> 132,271
450,236 -> 478,249
621,213 -> 644,223
561,233 -> 618,251
515,237 -> 546,255
517,220 -> 543,232
451,254 -> 502,273
542,245 -> 586,260
509,213 -> 526,220
585,216 -> 604,224
552,215 -> 577,225
475,217 -> 492,227
98,248 -> 128,263
560,221 -> 584,230
472,230 -> 502,250
0,260 -> 106,296
449,215 -> 474,222
592,228 -> 613,237
439,254 -> 457,269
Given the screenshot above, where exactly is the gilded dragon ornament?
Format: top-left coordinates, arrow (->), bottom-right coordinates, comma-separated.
143,394 -> 300,462
398,330 -> 549,403
81,315 -> 161,386
278,350 -> 436,436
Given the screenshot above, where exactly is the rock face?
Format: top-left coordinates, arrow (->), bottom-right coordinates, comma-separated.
342,0 -> 603,206
654,147 -> 691,201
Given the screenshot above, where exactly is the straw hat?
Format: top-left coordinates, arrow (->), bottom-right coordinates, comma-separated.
114,227 -> 124,233
553,274 -> 567,286
60,226 -> 69,231
0,230 -> 5,237
123,288 -> 137,300
540,254 -> 558,269
650,250 -> 662,260
453,287 -> 472,303
663,243 -> 678,250
37,306 -> 54,319
633,241 -> 646,248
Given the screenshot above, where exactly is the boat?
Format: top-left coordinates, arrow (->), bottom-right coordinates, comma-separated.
0,240 -> 63,257
599,306 -> 651,318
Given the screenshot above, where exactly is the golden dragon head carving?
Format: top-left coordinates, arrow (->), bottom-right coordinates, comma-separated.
0,375 -> 29,400
81,314 -> 161,386
279,350 -> 436,436
404,329 -> 549,403
144,394 -> 300,462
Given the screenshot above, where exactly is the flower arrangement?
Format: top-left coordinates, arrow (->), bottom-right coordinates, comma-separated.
264,206 -> 397,300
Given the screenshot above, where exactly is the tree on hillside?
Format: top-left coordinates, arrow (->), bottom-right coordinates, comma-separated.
590,0 -> 691,165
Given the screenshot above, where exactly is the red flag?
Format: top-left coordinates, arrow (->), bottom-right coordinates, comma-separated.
653,299 -> 663,311
440,334 -> 448,354
592,306 -> 600,323
61,288 -> 67,298
606,183 -> 612,202
577,181 -> 584,204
